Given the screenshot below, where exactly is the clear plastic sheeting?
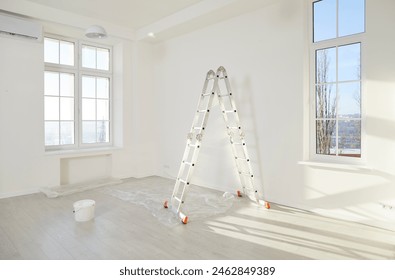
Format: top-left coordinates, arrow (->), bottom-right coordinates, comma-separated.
41,178 -> 123,198
101,176 -> 235,227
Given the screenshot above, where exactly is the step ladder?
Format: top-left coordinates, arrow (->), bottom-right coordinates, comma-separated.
164,66 -> 270,224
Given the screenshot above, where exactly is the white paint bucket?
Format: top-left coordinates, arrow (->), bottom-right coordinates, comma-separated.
73,199 -> 95,222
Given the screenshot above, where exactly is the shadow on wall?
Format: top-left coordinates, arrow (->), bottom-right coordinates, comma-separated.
299,116 -> 395,226
366,116 -> 395,141
310,115 -> 395,201
231,76 -> 267,197
300,165 -> 395,225
304,166 -> 395,208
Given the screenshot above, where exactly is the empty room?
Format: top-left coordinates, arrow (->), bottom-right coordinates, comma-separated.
1,0 -> 395,269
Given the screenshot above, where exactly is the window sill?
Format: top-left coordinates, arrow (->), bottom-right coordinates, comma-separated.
298,160 -> 372,172
45,146 -> 121,158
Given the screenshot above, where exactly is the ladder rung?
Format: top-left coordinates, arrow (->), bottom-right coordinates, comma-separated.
178,178 -> 189,184
193,126 -> 204,130
183,161 -> 195,166
218,93 -> 232,97
202,92 -> 214,97
222,110 -> 236,114
197,109 -> 209,113
232,142 -> 245,146
173,197 -> 182,202
188,144 -> 200,148
228,126 -> 241,129
239,171 -> 253,177
235,157 -> 250,161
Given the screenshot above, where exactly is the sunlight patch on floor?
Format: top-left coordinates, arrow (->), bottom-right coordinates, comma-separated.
205,205 -> 395,259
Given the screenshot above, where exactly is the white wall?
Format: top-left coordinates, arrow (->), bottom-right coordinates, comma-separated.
153,0 -> 305,192
0,36 -> 59,197
152,0 -> 395,231
0,22 -> 157,197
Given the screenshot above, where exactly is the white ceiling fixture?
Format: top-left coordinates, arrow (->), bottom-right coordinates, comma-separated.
85,25 -> 107,38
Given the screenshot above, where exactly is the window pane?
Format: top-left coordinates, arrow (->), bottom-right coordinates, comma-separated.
97,121 -> 109,143
316,84 -> 336,118
82,45 -> 96,69
60,97 -> 74,121
316,47 -> 336,83
60,121 -> 74,145
313,0 -> 336,42
97,77 -> 109,98
59,41 -> 74,66
45,121 -> 59,146
82,121 -> 96,143
97,99 -> 109,120
44,72 -> 59,96
338,82 -> 361,118
60,73 -> 74,97
339,120 -> 361,157
339,0 -> 365,37
97,48 -> 109,70
316,120 -> 336,155
82,98 -> 96,120
44,96 -> 59,120
338,43 -> 361,82
44,38 -> 59,64
82,76 -> 96,98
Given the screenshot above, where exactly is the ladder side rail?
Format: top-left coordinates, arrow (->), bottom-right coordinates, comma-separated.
216,86 -> 249,195
171,70 -> 217,218
177,79 -> 217,213
222,69 -> 266,203
216,67 -> 252,197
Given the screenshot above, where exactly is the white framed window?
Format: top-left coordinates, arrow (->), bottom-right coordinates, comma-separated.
310,0 -> 365,160
44,36 -> 112,150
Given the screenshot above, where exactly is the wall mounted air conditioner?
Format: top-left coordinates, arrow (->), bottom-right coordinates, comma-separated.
0,13 -> 42,41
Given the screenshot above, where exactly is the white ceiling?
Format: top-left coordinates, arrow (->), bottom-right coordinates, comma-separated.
4,0 -> 275,41
25,0 -> 204,30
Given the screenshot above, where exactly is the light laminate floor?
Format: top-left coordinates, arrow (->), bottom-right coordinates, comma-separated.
0,176 -> 394,260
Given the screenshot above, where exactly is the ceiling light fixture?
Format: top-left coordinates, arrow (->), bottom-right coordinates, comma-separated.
85,25 -> 107,39
147,32 -> 156,38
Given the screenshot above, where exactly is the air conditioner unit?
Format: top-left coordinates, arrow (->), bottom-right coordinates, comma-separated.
0,13 -> 42,40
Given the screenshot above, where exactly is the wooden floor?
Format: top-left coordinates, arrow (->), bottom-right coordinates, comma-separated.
0,176 -> 394,260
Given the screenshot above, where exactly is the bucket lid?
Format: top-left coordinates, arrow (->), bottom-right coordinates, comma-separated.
73,199 -> 95,208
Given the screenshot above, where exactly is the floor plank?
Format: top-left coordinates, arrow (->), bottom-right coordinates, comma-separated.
0,176 -> 394,260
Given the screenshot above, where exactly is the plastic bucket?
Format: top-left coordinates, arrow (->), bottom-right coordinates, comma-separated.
73,199 -> 95,222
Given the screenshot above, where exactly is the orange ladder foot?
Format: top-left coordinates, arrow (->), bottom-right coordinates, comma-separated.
264,201 -> 271,209
180,213 -> 188,224
236,190 -> 242,197
163,200 -> 168,209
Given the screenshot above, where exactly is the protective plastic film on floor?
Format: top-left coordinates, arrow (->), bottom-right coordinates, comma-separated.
101,177 -> 235,227
41,178 -> 123,198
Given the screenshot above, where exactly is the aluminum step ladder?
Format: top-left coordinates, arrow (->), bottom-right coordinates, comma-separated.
164,66 -> 270,224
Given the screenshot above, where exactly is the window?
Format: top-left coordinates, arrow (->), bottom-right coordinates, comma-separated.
44,36 -> 111,150
311,0 -> 365,159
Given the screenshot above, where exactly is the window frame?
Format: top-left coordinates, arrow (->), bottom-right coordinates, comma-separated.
309,0 -> 366,164
44,34 -> 113,151
79,40 -> 113,148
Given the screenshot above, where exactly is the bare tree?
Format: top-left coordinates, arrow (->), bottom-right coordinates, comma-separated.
316,49 -> 336,155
